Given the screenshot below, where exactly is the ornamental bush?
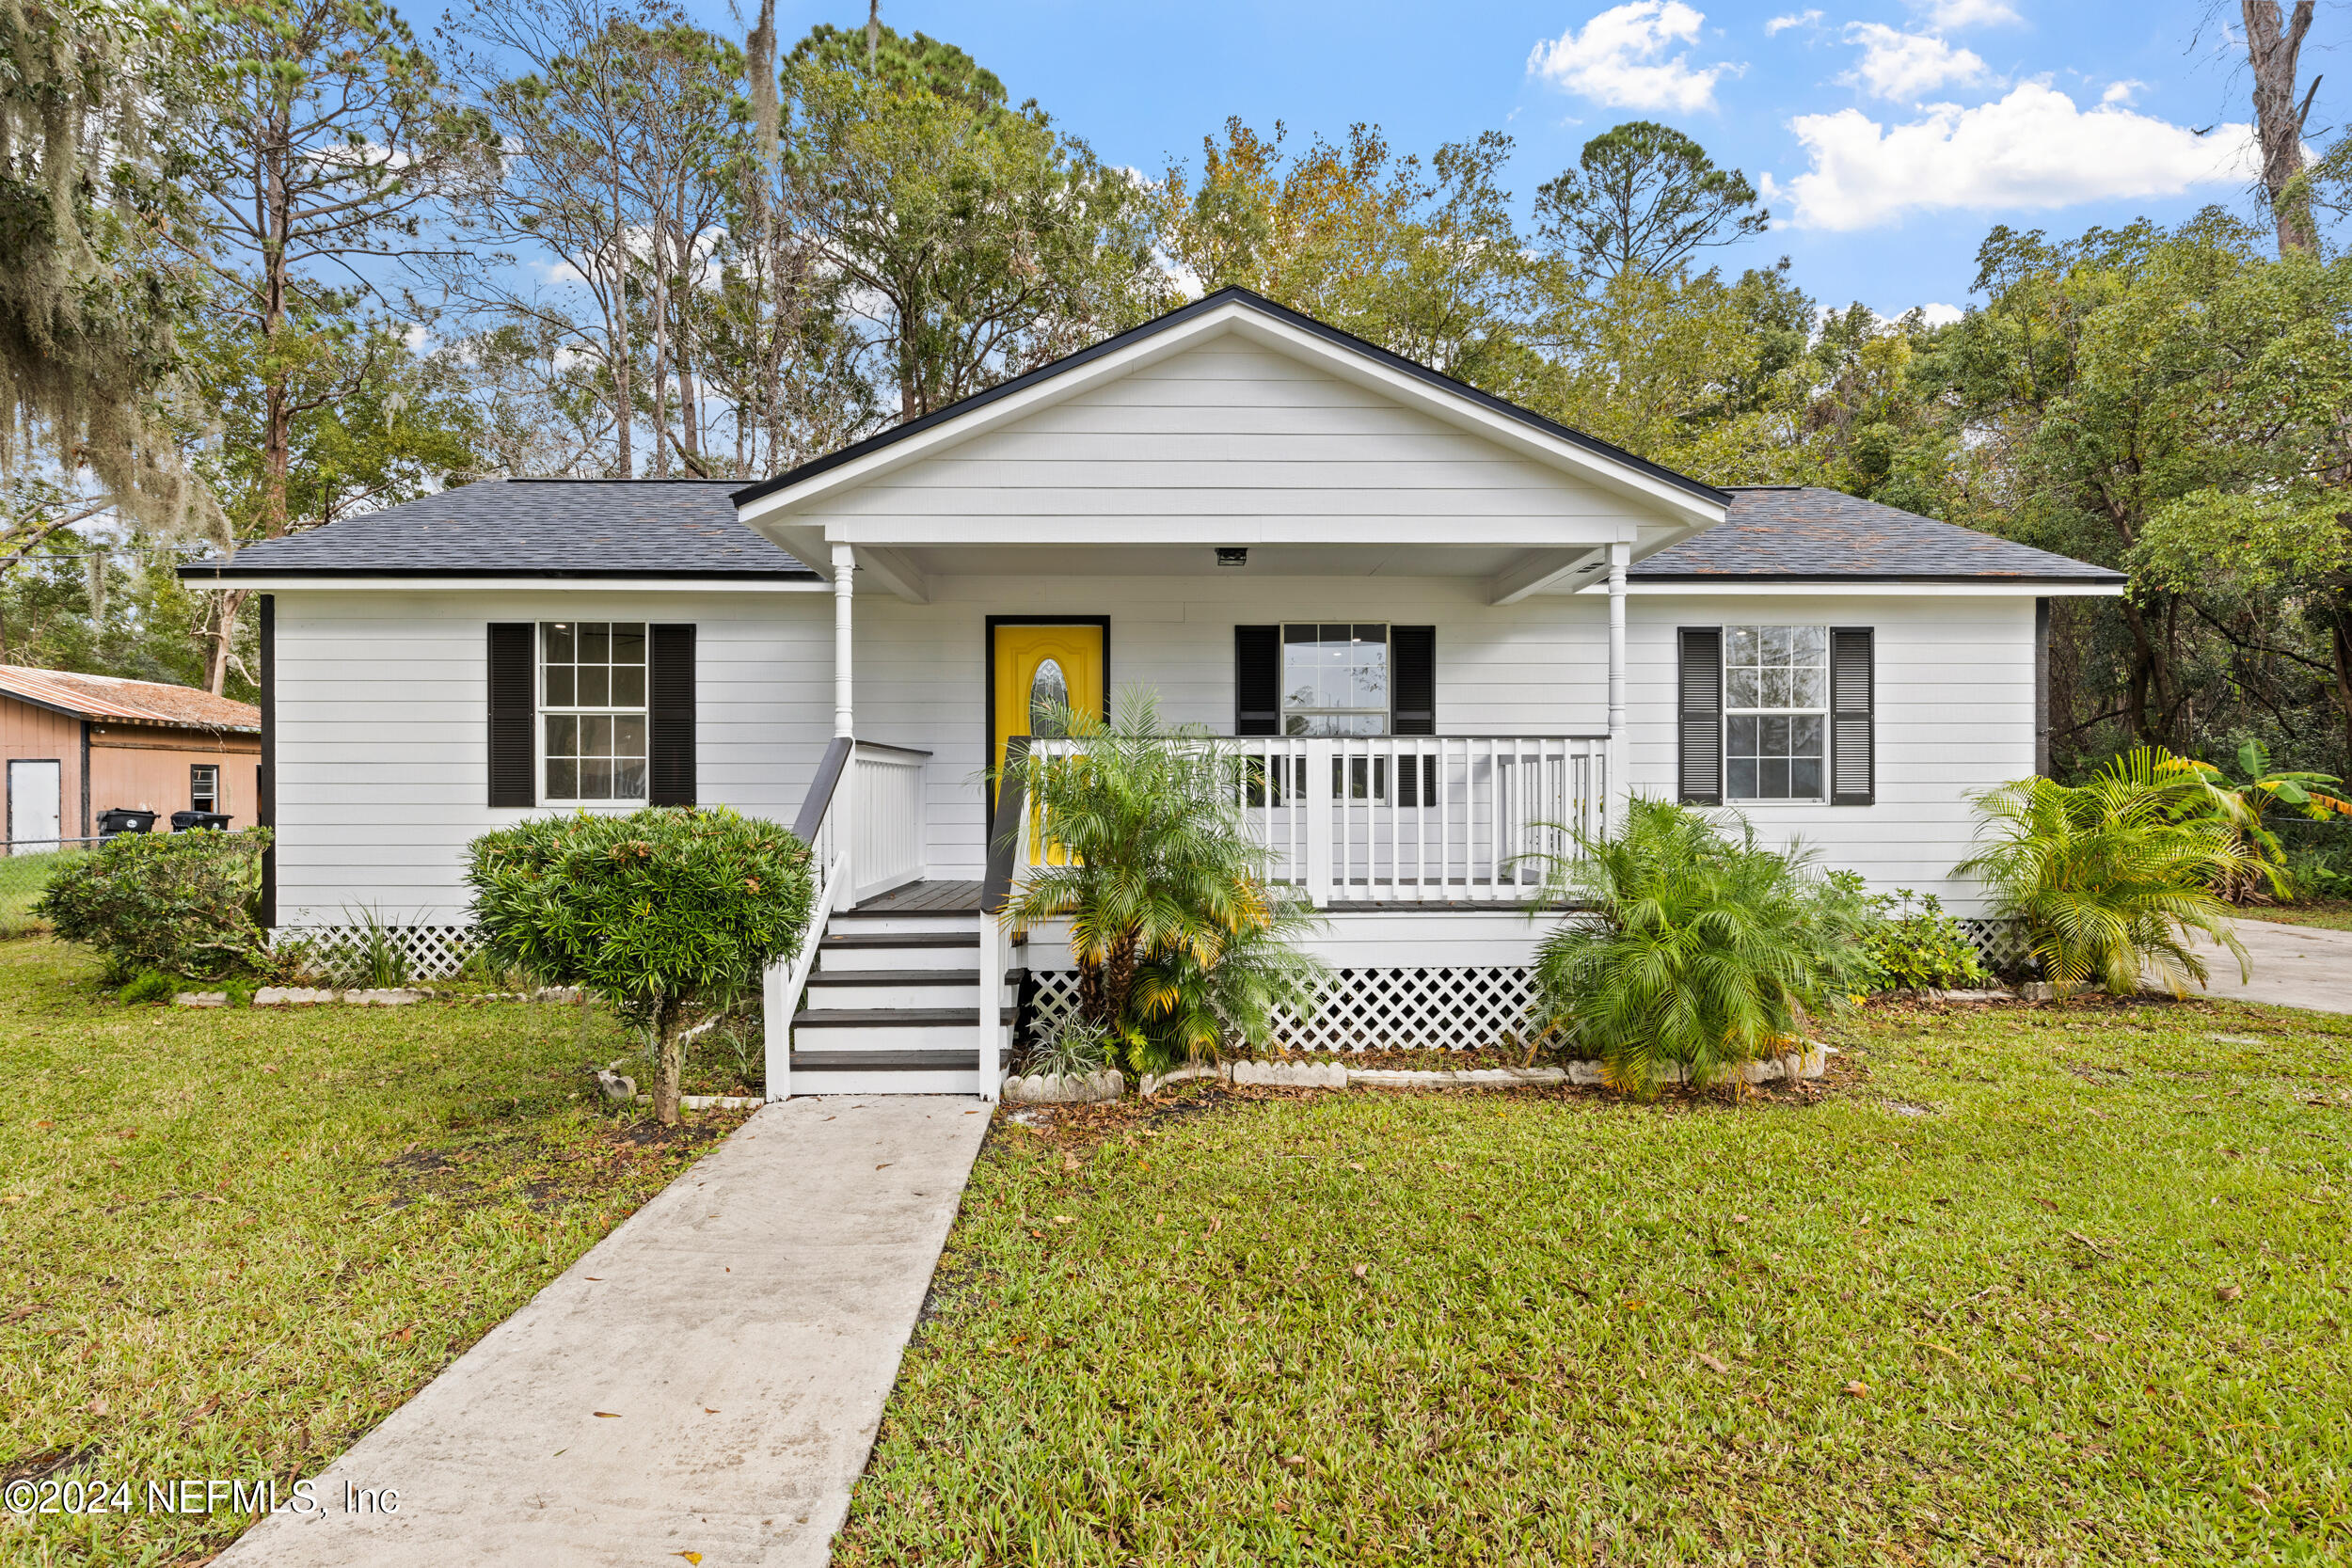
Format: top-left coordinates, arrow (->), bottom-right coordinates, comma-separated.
35,829 -> 273,983
1957,754 -> 2252,997
1856,886 -> 1990,991
464,806 -> 813,1122
1529,800 -> 1878,1094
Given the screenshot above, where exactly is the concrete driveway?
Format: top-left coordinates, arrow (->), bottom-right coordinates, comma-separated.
2185,919 -> 2352,1014
215,1097 -> 991,1568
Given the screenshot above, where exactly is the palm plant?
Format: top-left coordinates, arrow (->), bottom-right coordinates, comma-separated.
1957,752 -> 2255,997
993,689 -> 1326,1072
1529,799 -> 1879,1094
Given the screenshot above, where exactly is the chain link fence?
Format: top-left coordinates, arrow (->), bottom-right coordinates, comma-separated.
0,839 -> 102,937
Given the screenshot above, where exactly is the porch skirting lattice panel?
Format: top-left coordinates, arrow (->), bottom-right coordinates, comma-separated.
1022,964 -> 1543,1054
270,925 -> 477,984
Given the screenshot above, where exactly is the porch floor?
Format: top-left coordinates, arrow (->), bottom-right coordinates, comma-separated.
854,879 -> 985,913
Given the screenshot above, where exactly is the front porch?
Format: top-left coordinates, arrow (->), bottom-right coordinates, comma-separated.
764,723 -> 1611,1101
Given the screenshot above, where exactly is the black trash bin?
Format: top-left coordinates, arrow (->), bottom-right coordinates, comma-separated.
170,811 -> 231,832
98,809 -> 157,837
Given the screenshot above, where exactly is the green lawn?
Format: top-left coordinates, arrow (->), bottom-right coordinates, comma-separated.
842,998 -> 2352,1566
0,938 -> 747,1566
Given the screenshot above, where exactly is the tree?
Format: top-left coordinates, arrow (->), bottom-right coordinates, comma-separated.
782,21 -> 1169,422
466,806 -> 814,1123
184,0 -> 485,539
438,0 -> 724,477
1534,121 -> 1769,282
177,0 -> 485,689
2239,1 -> 2320,256
0,0 -> 215,552
1159,119 -> 1537,388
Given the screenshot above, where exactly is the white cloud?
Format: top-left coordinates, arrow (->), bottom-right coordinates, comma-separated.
1779,82 -> 2258,230
1916,301 -> 1964,326
1916,0 -> 2022,26
1765,9 -> 1821,34
1840,24 -> 1987,100
2101,79 -> 2146,105
1528,3 -> 1740,114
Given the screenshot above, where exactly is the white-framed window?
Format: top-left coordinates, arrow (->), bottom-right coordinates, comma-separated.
1724,625 -> 1828,801
540,622 -> 648,804
189,764 -> 219,814
1280,623 -> 1390,736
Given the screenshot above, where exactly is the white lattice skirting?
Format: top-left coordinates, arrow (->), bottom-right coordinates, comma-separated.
271,925 -> 477,985
1023,965 -> 1543,1054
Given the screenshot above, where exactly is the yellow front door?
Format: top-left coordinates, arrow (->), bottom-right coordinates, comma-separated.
991,621 -> 1105,805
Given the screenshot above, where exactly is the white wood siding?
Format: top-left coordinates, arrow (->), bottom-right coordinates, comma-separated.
274,581 -> 2034,927
814,337 -> 1652,539
1628,594 -> 2036,911
272,588 -> 830,927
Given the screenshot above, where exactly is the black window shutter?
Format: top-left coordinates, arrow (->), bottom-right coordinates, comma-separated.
486,623 -> 536,808
1830,626 -> 1874,806
1677,627 -> 1723,806
1234,626 -> 1279,736
1391,626 -> 1436,735
650,623 -> 697,806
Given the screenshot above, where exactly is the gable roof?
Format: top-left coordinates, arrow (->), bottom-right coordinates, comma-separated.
731,286 -> 1732,514
178,480 -> 816,581
1636,487 -> 2126,583
0,665 -> 260,732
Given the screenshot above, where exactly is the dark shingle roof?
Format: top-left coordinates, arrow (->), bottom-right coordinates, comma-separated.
1635,487 -> 2123,582
179,480 -> 815,580
733,286 -> 1731,511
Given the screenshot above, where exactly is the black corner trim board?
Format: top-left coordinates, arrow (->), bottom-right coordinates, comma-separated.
259,594 -> 276,926
486,623 -> 535,808
1677,627 -> 1724,807
649,624 -> 696,806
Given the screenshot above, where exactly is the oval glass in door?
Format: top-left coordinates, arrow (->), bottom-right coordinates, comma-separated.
1028,657 -> 1070,736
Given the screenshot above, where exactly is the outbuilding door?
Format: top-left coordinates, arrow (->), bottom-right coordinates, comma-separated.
8,758 -> 60,852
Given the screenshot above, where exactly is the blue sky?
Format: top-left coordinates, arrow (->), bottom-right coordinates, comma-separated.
416,0 -> 2312,319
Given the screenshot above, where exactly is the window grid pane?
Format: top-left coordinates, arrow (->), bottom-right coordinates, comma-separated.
1279,623 -> 1391,737
1723,626 -> 1828,803
542,621 -> 650,803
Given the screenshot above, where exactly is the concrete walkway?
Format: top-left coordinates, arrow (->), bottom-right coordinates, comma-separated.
216,1098 -> 991,1568
2185,919 -> 2352,1014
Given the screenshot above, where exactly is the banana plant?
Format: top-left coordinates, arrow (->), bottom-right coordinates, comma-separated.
2160,741 -> 2352,902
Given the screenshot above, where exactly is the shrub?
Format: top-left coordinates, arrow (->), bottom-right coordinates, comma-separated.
35,829 -> 272,982
1530,800 -> 1878,1093
118,970 -> 177,1005
1956,752 -> 2253,996
1021,1011 -> 1114,1079
1861,887 -> 1990,990
465,806 -> 813,1123
994,690 -> 1327,1074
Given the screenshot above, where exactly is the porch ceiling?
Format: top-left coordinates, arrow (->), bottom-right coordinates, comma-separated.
889,542 -> 1557,579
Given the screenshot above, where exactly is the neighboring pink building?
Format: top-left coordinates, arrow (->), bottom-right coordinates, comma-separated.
1,665 -> 262,847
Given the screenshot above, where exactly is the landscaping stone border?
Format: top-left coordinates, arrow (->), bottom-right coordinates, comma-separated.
1002,1068 -> 1125,1104
1132,1048 -> 1834,1097
173,985 -> 582,1008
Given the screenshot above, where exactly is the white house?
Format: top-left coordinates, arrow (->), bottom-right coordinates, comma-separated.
183,288 -> 2122,1099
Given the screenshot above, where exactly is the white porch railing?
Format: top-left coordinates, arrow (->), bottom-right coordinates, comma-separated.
1022,734 -> 1606,905
849,741 -> 929,902
763,736 -> 932,1099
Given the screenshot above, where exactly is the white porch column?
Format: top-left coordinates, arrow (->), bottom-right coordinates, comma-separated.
832,543 -> 855,738
1606,542 -> 1629,832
